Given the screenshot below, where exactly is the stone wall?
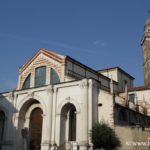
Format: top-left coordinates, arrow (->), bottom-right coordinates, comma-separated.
115,125 -> 150,150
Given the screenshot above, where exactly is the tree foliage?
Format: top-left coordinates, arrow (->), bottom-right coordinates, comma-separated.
92,122 -> 121,150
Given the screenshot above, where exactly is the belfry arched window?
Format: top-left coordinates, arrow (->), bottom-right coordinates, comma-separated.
22,74 -> 31,89
35,66 -> 46,87
0,111 -> 5,141
50,68 -> 60,85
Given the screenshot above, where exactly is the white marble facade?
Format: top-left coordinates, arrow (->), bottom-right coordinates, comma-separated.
0,49 -> 101,150
2,18 -> 150,150
1,48 -> 150,150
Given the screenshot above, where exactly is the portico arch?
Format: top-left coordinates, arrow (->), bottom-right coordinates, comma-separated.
17,94 -> 47,115
57,98 -> 80,115
17,98 -> 44,150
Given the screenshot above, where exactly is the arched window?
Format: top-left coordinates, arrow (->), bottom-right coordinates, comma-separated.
0,111 -> 5,141
35,66 -> 46,87
69,107 -> 76,141
22,74 -> 31,89
50,68 -> 60,85
60,104 -> 76,145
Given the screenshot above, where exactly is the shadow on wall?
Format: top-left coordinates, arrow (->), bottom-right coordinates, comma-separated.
0,93 -> 17,150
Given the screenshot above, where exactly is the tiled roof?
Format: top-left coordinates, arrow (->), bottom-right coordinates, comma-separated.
128,86 -> 149,92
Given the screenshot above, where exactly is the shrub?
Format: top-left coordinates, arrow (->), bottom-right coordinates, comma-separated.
92,122 -> 121,150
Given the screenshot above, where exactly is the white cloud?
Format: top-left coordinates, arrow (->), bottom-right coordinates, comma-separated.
0,32 -> 104,55
93,40 -> 106,47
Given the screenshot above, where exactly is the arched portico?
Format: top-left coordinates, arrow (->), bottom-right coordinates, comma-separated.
17,98 -> 44,150
0,106 -> 9,150
17,94 -> 47,115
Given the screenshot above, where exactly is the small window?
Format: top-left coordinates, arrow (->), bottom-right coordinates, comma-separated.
124,80 -> 127,84
129,94 -> 135,103
118,109 -> 127,123
50,68 -> 60,85
35,66 -> 46,87
22,74 -> 31,89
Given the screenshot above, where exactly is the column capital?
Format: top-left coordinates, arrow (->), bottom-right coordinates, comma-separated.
79,79 -> 89,89
88,80 -> 97,89
41,114 -> 46,118
54,87 -> 58,93
46,85 -> 54,93
8,91 -> 14,101
27,91 -> 34,98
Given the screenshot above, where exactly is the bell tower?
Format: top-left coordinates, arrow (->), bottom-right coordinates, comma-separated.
141,18 -> 150,86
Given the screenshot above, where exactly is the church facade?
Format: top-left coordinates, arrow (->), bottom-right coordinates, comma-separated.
1,19 -> 150,150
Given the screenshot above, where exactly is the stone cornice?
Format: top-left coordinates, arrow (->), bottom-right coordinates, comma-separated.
46,85 -> 54,93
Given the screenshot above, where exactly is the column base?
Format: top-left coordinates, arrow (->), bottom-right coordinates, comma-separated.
88,144 -> 93,150
79,145 -> 88,150
78,141 -> 88,150
41,142 -> 51,150
50,145 -> 57,150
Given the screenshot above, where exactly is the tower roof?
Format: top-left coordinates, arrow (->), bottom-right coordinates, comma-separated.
145,17 -> 150,26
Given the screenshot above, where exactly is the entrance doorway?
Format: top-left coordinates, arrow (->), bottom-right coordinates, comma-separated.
29,108 -> 43,150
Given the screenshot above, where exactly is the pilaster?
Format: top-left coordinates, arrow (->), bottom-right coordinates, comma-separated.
41,85 -> 54,150
30,71 -> 35,88
79,79 -> 89,145
46,67 -> 50,85
41,114 -> 51,150
88,80 -> 93,146
50,87 -> 58,150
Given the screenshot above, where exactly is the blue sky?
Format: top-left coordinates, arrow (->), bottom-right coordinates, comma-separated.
0,0 -> 149,92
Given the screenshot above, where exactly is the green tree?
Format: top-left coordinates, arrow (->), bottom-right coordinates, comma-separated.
92,122 -> 121,150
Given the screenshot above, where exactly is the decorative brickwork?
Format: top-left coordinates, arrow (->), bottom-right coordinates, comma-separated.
19,52 -> 64,89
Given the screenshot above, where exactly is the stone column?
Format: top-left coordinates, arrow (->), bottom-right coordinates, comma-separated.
30,71 -> 35,88
66,112 -> 70,141
88,80 -> 94,150
14,115 -> 24,150
55,113 -> 61,146
24,117 -> 30,128
46,67 -> 50,85
6,92 -> 15,142
79,79 -> 88,150
12,94 -> 19,150
41,85 -> 54,150
41,114 -> 50,150
110,76 -> 114,94
51,87 -> 58,150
